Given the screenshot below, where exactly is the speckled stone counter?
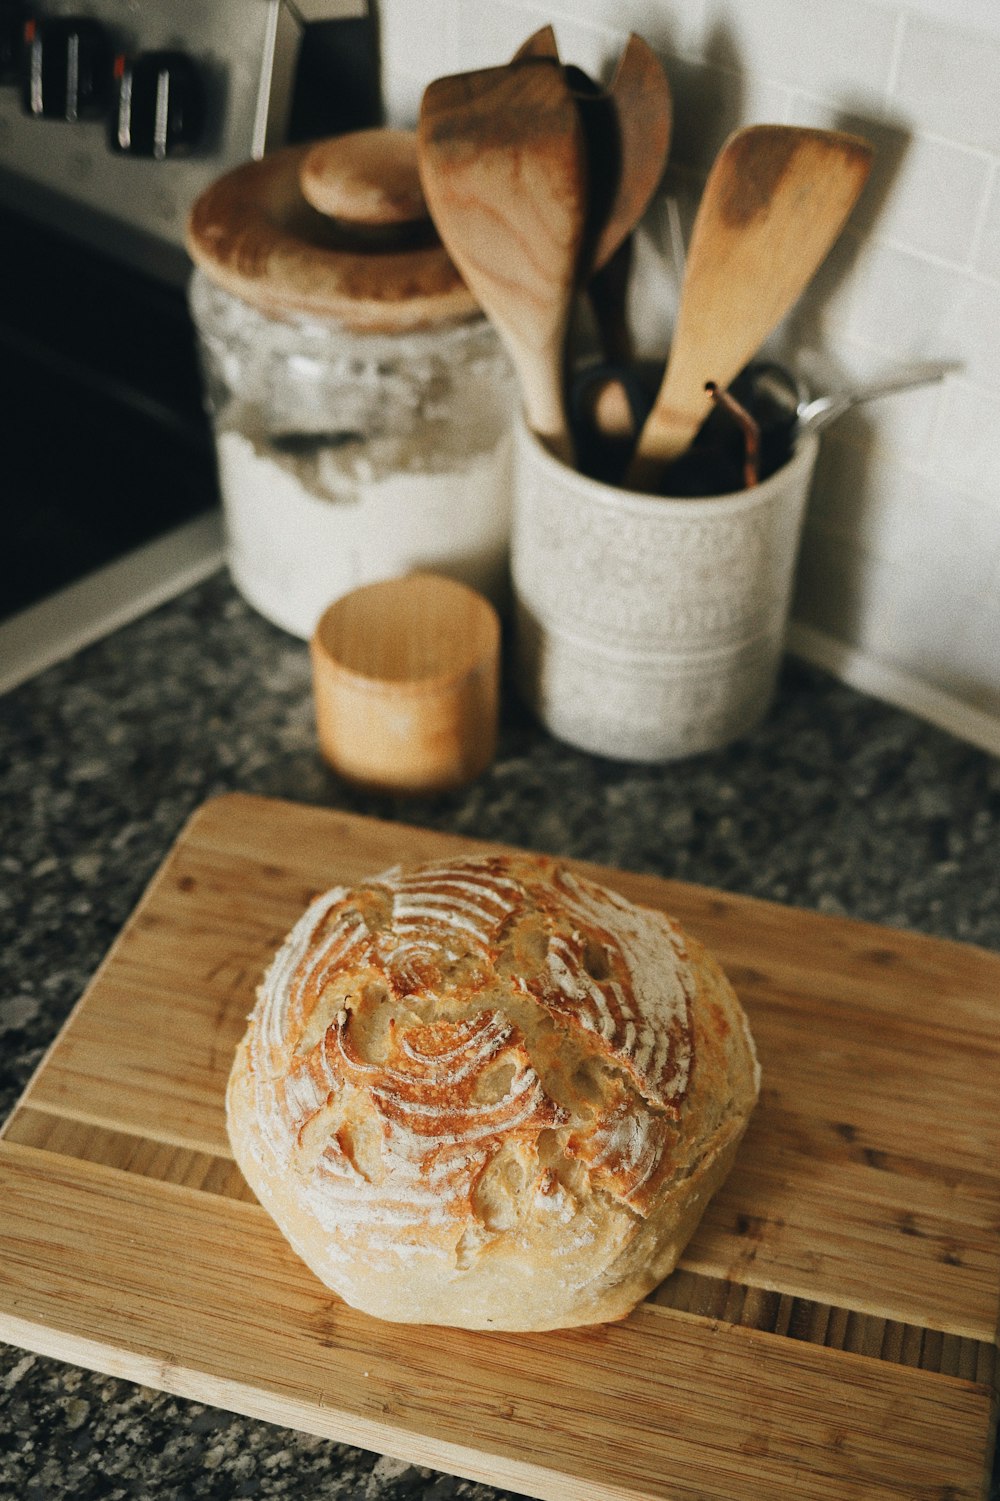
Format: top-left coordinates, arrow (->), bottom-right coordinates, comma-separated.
2,571 -> 998,1501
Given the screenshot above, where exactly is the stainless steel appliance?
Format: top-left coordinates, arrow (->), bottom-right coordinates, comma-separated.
0,0 -> 378,687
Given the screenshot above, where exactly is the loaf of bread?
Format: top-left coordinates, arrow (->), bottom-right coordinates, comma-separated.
226,852 -> 759,1330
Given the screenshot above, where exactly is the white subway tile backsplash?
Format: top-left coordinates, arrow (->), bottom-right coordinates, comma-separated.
801,439 -> 897,552
804,438 -> 945,566
626,211 -> 683,361
865,135 -> 993,267
665,55 -> 792,171
927,274 -> 1000,394
841,240 -> 946,354
450,2 -> 553,73
544,0 -> 701,58
793,531 -> 901,648
527,16 -> 625,82
780,227 -> 872,349
954,590 -> 1000,718
381,68 -> 428,130
787,98 -> 992,267
896,0 -> 1000,39
766,336 -> 950,465
795,437 -> 1000,718
878,541 -> 1000,712
796,513 -> 1000,717
932,381 -> 1000,496
819,371 -> 945,467
378,0 -> 455,117
838,242 -> 1000,391
892,14 -> 1000,155
694,0 -> 898,113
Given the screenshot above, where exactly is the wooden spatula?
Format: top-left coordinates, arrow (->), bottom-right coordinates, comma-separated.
514,31 -> 671,364
511,29 -> 670,275
512,24 -> 558,61
591,35 -> 672,278
418,59 -> 588,466
585,35 -> 672,364
625,125 -> 873,492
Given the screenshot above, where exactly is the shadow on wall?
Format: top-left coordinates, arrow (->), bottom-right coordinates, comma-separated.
782,106 -> 914,373
669,21 -> 748,171
616,23 -> 974,705
776,107 -> 955,672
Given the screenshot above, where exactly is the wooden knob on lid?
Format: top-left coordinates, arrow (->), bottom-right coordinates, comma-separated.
300,128 -> 429,229
310,574 -> 501,795
186,131 -> 479,331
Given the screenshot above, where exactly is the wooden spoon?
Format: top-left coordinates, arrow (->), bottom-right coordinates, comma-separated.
625,125 -> 873,492
511,34 -> 617,344
418,59 -> 588,466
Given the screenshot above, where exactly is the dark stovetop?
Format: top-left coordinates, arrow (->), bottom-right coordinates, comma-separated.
0,203 -> 218,624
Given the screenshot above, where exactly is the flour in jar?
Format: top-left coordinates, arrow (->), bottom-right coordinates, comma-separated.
217,423 -> 513,641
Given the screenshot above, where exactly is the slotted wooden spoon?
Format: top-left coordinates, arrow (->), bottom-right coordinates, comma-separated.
418,59 -> 588,466
626,124 -> 873,492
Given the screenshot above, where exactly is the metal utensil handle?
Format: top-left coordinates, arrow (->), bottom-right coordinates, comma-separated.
798,358 -> 961,435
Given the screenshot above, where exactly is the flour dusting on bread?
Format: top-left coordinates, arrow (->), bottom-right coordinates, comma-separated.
227,852 -> 759,1330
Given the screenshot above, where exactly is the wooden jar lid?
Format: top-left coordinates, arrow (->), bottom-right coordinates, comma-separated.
186,130 -> 479,332
310,573 -> 500,795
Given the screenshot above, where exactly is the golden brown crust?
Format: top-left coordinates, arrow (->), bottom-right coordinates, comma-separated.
226,853 -> 759,1329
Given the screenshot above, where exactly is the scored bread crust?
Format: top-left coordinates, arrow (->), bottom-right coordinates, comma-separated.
226,852 -> 760,1330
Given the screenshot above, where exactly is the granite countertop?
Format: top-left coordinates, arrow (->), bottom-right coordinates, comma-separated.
2,570 -> 998,1501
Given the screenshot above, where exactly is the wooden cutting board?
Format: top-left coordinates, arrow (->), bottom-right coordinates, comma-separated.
1,792 -> 997,1501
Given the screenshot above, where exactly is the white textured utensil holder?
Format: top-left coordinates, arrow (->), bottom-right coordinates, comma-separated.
511,421 -> 820,761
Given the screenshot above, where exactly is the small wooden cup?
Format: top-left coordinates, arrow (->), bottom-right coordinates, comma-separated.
310,574 -> 501,795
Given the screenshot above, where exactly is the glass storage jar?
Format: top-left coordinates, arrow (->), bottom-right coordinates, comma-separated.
186,132 -> 517,639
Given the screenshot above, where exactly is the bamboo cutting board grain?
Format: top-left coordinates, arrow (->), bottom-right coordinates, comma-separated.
1,793 -> 998,1500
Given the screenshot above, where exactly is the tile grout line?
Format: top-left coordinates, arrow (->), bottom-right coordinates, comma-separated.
966,154 -> 999,272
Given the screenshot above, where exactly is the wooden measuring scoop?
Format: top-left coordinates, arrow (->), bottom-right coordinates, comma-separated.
626,124 -> 873,492
418,59 -> 588,466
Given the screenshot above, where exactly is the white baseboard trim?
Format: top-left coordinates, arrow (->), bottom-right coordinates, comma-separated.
0,511 -> 227,698
787,620 -> 1000,759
